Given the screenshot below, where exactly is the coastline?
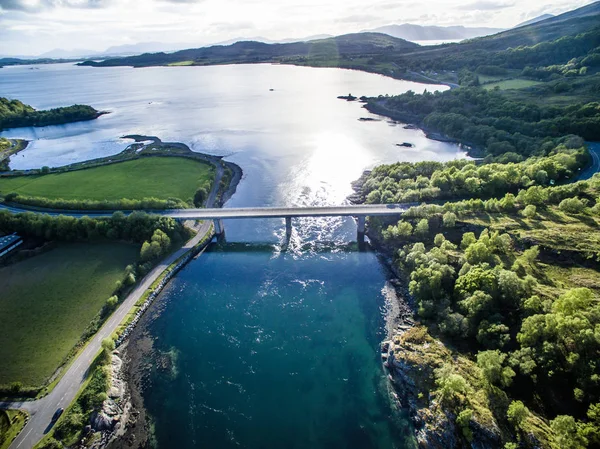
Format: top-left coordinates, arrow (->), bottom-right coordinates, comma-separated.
362,100 -> 480,157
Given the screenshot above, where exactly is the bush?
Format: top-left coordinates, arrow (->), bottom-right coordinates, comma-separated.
507,400 -> 529,428
443,212 -> 456,228
414,218 -> 430,236
105,296 -> 118,309
522,204 -> 537,219
559,197 -> 587,214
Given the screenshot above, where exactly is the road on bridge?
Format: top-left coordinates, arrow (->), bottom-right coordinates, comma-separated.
0,203 -> 413,220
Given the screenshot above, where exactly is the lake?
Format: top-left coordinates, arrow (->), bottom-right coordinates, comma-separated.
0,63 -> 465,448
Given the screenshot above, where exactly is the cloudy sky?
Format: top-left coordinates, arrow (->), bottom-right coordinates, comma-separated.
0,0 -> 596,56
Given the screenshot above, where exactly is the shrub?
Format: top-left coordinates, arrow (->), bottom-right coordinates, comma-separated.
507,400 -> 529,428
559,197 -> 587,214
443,211 -> 457,228
522,204 -> 537,219
414,218 -> 429,236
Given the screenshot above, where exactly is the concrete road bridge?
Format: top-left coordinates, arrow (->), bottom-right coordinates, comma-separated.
0,203 -> 413,242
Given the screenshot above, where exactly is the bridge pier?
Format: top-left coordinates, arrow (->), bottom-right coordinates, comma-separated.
213,218 -> 226,242
285,217 -> 292,239
357,215 -> 366,246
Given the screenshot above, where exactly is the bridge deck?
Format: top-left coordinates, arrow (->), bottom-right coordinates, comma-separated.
167,204 -> 409,220
0,204 -> 411,219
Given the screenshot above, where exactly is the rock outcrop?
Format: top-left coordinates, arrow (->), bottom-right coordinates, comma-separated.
382,327 -> 502,449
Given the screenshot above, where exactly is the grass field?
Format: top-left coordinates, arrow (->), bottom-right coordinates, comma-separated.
0,410 -> 27,449
168,61 -> 195,66
0,242 -> 139,387
482,78 -> 542,90
0,156 -> 214,202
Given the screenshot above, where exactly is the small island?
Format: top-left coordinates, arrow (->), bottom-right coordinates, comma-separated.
0,97 -> 104,132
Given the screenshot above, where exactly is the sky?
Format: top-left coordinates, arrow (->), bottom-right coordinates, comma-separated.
0,0 -> 597,56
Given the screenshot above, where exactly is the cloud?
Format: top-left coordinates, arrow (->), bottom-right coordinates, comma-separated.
155,0 -> 203,3
457,0 -> 515,11
208,21 -> 255,33
335,14 -> 380,24
0,0 -> 109,12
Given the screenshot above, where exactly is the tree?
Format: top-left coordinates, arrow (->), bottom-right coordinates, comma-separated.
477,350 -> 515,387
443,212 -> 457,228
465,242 -> 491,265
101,337 -> 115,352
434,233 -> 446,247
106,296 -> 118,309
461,232 -> 476,249
551,415 -> 588,449
414,218 -> 429,236
435,364 -> 469,407
507,400 -> 529,428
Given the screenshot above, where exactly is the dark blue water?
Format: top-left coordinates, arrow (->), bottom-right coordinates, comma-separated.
143,242 -> 416,449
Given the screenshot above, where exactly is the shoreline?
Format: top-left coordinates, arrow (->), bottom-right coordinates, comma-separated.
362,101 -> 481,157
0,134 -> 243,212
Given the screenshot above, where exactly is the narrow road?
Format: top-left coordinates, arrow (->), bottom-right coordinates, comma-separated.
206,162 -> 224,207
3,220 -> 213,449
578,142 -> 600,181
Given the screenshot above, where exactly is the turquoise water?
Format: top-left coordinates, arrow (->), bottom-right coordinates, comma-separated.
143,243 -> 416,449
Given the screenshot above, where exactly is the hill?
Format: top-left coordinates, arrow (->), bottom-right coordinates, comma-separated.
78,1 -> 600,79
79,33 -> 419,68
515,13 -> 555,28
362,24 -> 503,42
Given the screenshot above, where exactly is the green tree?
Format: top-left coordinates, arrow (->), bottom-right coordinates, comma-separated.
414,218 -> 429,236
477,350 -> 515,387
443,212 -> 457,228
465,242 -> 491,265
507,400 -> 529,429
461,232 -> 477,249
551,415 -> 587,449
434,233 -> 446,247
106,295 -> 118,309
435,364 -> 469,407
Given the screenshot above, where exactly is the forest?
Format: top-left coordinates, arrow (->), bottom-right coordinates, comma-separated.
362,161 -> 600,448
357,144 -> 588,204
0,97 -> 101,131
365,88 -> 600,157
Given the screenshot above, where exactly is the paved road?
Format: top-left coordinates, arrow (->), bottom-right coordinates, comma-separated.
2,221 -> 213,449
0,203 -> 412,220
578,142 -> 600,181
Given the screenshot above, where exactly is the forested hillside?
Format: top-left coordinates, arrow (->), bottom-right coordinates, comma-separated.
349,4 -> 600,448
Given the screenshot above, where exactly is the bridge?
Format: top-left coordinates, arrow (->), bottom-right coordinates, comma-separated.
0,203 -> 412,242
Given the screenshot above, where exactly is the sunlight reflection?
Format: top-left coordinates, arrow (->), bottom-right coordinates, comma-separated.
300,132 -> 371,205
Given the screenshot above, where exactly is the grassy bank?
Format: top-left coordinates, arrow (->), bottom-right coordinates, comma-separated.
0,242 -> 139,387
0,410 -> 27,449
0,157 -> 214,205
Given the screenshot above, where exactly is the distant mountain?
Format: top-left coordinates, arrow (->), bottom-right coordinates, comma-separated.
75,1 -> 600,73
214,34 -> 333,46
79,33 -> 419,68
515,14 -> 555,28
361,24 -> 504,42
39,48 -> 96,59
99,42 -> 199,57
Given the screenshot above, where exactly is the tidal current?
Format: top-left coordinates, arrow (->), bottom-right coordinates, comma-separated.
1,62 -> 466,448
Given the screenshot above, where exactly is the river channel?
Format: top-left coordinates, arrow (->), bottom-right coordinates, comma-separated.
0,62 -> 466,448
